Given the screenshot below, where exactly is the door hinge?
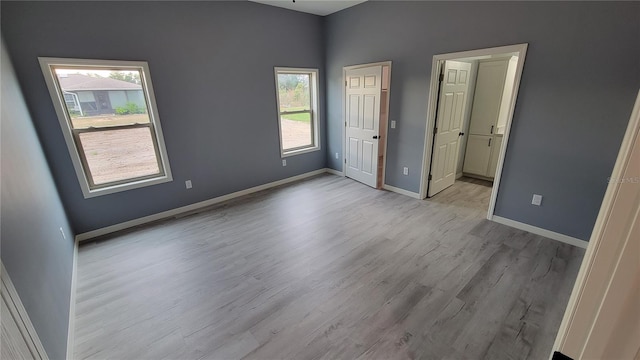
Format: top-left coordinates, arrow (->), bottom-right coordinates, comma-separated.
344,158 -> 347,164
345,80 -> 348,86
439,73 -> 444,82
434,127 -> 438,134
345,121 -> 347,127
428,174 -> 433,180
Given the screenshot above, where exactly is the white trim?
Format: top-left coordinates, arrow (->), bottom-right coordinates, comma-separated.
382,184 -> 422,199
280,146 -> 320,158
76,168 -> 329,241
492,215 -> 588,249
380,64 -> 392,188
1,263 -> 49,359
485,47 -> 527,218
65,238 -> 79,360
419,44 -> 529,226
552,90 -> 640,359
38,57 -> 173,198
341,61 -> 392,182
274,67 -> 321,157
325,168 -> 344,177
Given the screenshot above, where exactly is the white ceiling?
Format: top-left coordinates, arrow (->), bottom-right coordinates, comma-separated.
249,0 -> 367,16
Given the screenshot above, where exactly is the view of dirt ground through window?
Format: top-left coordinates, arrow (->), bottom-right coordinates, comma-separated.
280,118 -> 312,149
77,124 -> 159,185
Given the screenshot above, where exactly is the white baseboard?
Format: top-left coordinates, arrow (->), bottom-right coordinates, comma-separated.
66,238 -> 78,360
325,168 -> 344,176
382,184 -> 422,199
491,215 -> 588,249
76,168 -> 329,242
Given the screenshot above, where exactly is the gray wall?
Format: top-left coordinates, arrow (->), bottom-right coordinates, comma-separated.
1,1 -> 326,234
1,37 -> 75,360
3,1 -> 639,241
325,1 -> 640,240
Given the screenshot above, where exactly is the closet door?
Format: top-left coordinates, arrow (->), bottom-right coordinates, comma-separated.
463,134 -> 492,176
468,60 -> 508,136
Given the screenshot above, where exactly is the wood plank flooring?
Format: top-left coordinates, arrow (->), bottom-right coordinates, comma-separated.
74,175 -> 585,359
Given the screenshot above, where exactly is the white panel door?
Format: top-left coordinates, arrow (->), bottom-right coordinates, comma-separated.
428,61 -> 472,197
345,66 -> 382,188
468,59 -> 509,136
463,134 -> 492,176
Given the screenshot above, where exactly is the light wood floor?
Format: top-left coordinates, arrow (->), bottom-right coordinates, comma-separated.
74,174 -> 584,359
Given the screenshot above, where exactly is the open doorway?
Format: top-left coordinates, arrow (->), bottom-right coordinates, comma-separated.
420,44 -> 528,218
342,61 -> 392,189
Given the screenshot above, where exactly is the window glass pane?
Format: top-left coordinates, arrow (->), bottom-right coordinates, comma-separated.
53,68 -> 150,129
78,127 -> 160,185
277,71 -> 315,151
277,73 -> 310,111
280,113 -> 312,150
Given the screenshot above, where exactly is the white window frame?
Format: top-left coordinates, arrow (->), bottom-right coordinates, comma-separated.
39,57 -> 172,198
274,67 -> 320,157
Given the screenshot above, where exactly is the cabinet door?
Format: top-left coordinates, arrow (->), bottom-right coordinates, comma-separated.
468,60 -> 508,136
487,135 -> 503,178
463,134 -> 492,176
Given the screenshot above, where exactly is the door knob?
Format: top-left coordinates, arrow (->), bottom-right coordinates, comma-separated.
459,132 -> 465,136
373,136 -> 379,139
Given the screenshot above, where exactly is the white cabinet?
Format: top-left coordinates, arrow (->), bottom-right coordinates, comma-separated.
487,135 -> 503,176
463,134 -> 503,178
463,56 -> 515,179
463,135 -> 492,175
467,60 -> 509,136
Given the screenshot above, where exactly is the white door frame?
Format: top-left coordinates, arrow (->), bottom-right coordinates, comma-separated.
342,61 -> 392,187
420,44 -> 528,221
552,90 -> 640,359
1,263 -> 49,359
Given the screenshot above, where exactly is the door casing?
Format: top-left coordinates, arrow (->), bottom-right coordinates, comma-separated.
552,90 -> 640,360
420,44 -> 528,221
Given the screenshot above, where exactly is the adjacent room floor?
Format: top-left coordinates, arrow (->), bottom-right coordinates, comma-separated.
74,174 -> 585,359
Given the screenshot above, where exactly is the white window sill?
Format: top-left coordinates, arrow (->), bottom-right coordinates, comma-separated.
281,146 -> 321,158
82,175 -> 173,198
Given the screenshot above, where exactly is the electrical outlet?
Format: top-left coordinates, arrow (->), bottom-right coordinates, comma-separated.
59,227 -> 66,240
282,159 -> 287,166
335,152 -> 339,159
185,180 -> 192,189
532,194 -> 543,206
391,120 -> 397,129
403,167 -> 409,175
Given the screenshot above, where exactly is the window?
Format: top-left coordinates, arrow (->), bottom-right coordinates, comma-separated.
274,67 -> 320,156
39,58 -> 172,198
